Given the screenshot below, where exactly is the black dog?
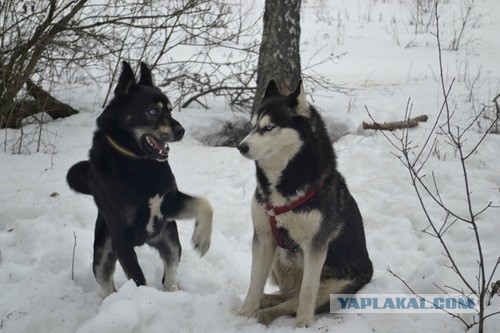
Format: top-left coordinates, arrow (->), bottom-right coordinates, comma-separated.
67,62 -> 213,298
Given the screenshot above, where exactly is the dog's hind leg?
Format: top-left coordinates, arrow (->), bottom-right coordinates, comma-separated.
256,296 -> 299,326
147,221 -> 181,292
314,278 -> 359,313
260,294 -> 287,309
93,214 -> 117,298
255,278 -> 353,326
111,232 -> 147,287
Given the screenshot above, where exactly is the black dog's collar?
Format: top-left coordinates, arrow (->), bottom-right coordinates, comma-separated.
106,135 -> 144,159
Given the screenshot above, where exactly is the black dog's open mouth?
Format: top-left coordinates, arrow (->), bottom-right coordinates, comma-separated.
142,134 -> 169,158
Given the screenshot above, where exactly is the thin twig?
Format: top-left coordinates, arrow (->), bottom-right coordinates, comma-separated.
483,311 -> 500,321
486,257 -> 500,305
464,94 -> 500,159
387,267 -> 472,328
71,231 -> 77,281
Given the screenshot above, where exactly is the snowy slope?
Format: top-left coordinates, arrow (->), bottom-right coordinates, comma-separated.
1,1 -> 499,332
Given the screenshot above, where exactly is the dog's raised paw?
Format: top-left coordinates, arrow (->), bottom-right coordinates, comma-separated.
191,198 -> 213,256
192,221 -> 211,256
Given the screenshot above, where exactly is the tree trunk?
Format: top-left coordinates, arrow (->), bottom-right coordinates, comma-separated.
1,80 -> 79,129
0,0 -> 88,128
252,0 -> 302,112
26,80 -> 79,118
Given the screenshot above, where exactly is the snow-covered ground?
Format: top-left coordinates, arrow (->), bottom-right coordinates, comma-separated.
1,0 -> 499,332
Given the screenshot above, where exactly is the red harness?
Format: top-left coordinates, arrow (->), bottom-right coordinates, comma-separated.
265,183 -> 324,252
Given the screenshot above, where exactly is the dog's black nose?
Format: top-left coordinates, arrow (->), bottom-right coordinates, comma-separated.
174,126 -> 185,141
237,143 -> 249,154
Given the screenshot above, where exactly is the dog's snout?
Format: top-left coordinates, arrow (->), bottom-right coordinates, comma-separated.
174,126 -> 185,141
237,143 -> 249,155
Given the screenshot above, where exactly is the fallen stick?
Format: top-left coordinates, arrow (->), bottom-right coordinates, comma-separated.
362,114 -> 428,131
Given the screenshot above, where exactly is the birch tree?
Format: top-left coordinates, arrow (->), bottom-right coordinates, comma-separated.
252,0 -> 302,111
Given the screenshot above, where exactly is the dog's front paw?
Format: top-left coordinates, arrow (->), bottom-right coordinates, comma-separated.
192,198 -> 213,256
236,306 -> 256,318
192,220 -> 211,256
164,283 -> 180,292
99,282 -> 117,299
99,289 -> 113,299
294,314 -> 314,328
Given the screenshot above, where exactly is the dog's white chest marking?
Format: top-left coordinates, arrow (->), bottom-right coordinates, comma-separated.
252,197 -> 323,246
147,194 -> 163,233
275,209 -> 323,245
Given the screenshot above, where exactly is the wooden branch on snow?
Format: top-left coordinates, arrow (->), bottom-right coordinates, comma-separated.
2,81 -> 80,128
26,80 -> 79,120
362,114 -> 428,131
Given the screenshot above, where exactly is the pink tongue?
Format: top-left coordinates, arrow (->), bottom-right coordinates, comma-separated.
148,136 -> 167,155
152,139 -> 164,152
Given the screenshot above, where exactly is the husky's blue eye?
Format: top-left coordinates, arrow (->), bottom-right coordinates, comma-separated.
263,125 -> 275,131
147,109 -> 157,116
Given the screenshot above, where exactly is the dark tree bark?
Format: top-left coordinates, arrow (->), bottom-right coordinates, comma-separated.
0,0 -> 88,128
252,0 -> 302,112
1,80 -> 79,128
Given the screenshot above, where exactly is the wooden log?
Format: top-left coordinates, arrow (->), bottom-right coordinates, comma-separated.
26,80 -> 79,120
1,81 -> 80,128
362,114 -> 428,131
1,80 -> 80,128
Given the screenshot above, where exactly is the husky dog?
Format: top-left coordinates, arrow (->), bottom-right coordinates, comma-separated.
236,80 -> 372,327
66,62 -> 213,298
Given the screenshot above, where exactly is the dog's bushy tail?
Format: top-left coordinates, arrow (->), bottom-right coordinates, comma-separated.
67,161 -> 91,195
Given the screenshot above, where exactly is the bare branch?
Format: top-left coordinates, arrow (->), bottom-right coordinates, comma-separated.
377,5 -> 496,332
387,267 -> 472,328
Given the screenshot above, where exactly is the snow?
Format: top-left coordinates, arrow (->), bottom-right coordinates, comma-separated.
1,0 -> 499,332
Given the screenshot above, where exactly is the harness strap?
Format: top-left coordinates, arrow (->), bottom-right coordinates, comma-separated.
265,182 -> 324,252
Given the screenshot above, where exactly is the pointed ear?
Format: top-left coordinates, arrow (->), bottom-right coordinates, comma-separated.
114,61 -> 136,98
138,62 -> 154,86
291,80 -> 310,117
263,79 -> 281,100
